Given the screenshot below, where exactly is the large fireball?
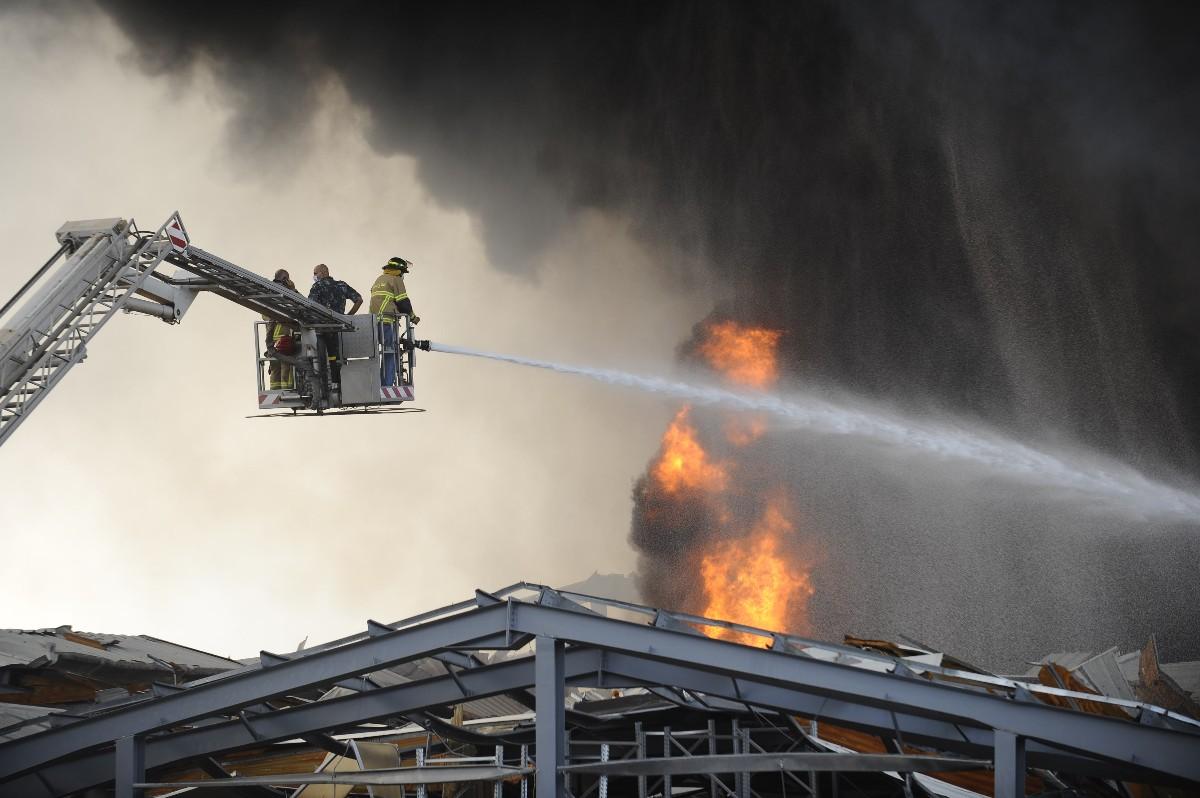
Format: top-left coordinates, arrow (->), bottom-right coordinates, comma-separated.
697,320 -> 783,389
700,500 -> 814,644
652,406 -> 729,494
638,315 -> 812,644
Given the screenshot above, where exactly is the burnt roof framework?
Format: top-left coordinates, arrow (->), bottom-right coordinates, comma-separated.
0,583 -> 1197,798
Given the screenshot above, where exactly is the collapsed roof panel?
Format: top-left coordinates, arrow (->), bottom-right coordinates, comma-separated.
0,703 -> 62,744
0,626 -> 240,674
0,626 -> 241,709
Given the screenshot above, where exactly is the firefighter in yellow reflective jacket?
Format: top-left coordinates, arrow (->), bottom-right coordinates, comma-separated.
264,269 -> 298,390
370,256 -> 419,387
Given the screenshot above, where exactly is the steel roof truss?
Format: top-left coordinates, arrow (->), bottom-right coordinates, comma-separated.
0,649 -> 604,798
0,603 -> 512,782
507,602 -> 1200,783
4,593 -> 1199,796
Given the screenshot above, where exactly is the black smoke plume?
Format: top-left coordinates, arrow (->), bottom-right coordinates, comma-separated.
94,0 -> 1200,662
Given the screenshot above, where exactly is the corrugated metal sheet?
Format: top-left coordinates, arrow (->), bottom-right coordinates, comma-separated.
0,702 -> 63,743
1117,650 -> 1141,683
313,663 -> 530,720
461,695 -> 530,720
1075,648 -> 1136,701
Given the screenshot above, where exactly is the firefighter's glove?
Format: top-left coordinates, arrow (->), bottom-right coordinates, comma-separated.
411,315 -> 421,325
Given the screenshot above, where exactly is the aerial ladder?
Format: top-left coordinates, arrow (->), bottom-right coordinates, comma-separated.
0,213 -> 429,448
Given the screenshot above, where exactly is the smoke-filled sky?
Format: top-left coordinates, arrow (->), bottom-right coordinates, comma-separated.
0,3 -> 707,657
2,1 -> 1198,665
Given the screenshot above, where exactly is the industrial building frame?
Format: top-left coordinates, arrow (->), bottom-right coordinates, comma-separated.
0,583 -> 1197,797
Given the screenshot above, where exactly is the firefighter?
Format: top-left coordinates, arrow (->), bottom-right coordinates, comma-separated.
308,263 -> 362,384
369,256 -> 420,387
264,269 -> 298,390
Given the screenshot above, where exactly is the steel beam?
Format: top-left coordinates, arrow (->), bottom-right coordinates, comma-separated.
137,765 -> 534,788
0,603 -> 510,782
560,753 -> 989,776
536,637 -> 566,798
508,603 -> 1200,782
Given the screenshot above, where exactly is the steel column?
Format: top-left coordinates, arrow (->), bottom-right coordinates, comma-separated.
536,636 -> 566,798
114,736 -> 144,798
995,731 -> 1026,798
599,743 -> 610,798
636,722 -> 647,798
522,745 -> 530,798
663,726 -> 672,798
495,745 -> 505,798
707,719 -> 719,798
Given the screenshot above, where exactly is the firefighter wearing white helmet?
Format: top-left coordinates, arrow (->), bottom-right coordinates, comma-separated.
370,256 -> 419,387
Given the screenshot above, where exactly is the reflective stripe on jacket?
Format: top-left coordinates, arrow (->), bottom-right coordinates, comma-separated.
369,272 -> 409,317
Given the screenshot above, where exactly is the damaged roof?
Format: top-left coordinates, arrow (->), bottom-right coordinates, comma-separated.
0,626 -> 241,708
0,626 -> 240,674
1,583 -> 1198,797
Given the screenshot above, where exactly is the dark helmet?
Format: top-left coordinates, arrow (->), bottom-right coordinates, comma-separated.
272,269 -> 295,290
385,256 -> 411,273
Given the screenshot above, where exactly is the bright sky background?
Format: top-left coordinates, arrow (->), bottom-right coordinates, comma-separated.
0,7 -> 714,658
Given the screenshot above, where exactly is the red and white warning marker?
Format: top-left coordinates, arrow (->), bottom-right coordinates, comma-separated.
381,385 -> 415,402
165,215 -> 189,253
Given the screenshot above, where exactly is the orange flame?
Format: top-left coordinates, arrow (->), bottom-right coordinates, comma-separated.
647,318 -> 811,644
700,501 -> 813,644
697,320 -> 782,389
652,406 -> 728,494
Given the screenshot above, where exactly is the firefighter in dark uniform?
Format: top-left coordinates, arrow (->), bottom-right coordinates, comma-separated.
308,263 -> 362,384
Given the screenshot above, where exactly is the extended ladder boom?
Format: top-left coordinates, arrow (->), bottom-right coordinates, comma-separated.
0,217 -> 177,447
166,245 -> 348,329
0,212 -> 371,448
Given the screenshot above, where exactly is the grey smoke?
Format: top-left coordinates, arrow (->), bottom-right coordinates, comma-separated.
86,0 -> 1200,661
